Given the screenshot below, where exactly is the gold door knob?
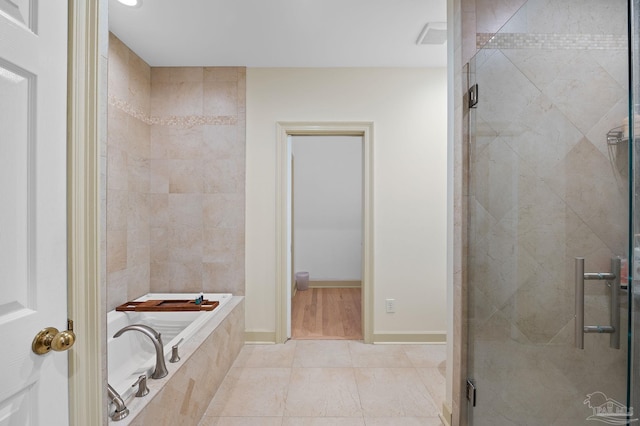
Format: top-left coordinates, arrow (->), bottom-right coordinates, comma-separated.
32,320 -> 76,355
51,329 -> 76,351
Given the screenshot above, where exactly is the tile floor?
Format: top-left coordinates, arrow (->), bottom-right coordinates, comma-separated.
199,340 -> 446,426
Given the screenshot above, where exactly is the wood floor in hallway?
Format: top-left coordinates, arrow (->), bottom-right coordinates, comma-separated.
291,287 -> 362,340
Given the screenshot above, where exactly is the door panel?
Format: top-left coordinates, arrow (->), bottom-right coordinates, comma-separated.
0,61 -> 32,320
0,0 -> 35,32
0,1 -> 68,424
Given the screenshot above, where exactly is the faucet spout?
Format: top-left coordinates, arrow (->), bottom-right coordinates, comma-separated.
107,384 -> 129,421
114,324 -> 169,379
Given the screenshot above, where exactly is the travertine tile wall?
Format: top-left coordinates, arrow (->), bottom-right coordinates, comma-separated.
148,66 -> 246,296
449,1 -> 465,423
460,0 -> 526,65
107,33 -> 152,311
106,33 -> 246,311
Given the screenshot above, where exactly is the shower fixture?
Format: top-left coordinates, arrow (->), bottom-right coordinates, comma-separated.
607,128 -> 626,145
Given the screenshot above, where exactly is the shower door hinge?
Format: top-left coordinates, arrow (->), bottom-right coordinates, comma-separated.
466,379 -> 477,407
468,84 -> 479,109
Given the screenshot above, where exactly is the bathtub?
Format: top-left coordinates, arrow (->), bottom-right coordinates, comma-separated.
107,293 -> 234,411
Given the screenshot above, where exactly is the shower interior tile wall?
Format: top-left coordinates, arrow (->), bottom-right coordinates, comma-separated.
460,0 -> 527,64
463,0 -> 628,424
106,33 -> 246,311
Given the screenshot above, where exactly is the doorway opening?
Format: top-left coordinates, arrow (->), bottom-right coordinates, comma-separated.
276,122 -> 373,343
290,135 -> 363,340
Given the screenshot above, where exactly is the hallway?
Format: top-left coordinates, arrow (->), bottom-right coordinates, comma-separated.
291,288 -> 362,340
199,340 -> 445,425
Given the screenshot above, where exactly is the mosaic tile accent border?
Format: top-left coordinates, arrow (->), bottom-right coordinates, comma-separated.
477,33 -> 626,50
108,95 -> 237,129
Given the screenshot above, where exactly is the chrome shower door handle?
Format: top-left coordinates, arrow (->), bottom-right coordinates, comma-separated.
574,257 -> 621,350
575,257 -> 585,349
610,257 -> 621,349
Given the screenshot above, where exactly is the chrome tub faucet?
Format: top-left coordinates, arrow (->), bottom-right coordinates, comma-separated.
107,384 -> 129,421
113,324 -> 169,379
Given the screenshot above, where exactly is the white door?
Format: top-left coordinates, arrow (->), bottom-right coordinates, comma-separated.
0,1 -> 69,425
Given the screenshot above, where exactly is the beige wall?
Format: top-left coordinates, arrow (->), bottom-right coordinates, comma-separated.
107,41 -> 446,337
106,34 -> 246,311
246,68 -> 448,339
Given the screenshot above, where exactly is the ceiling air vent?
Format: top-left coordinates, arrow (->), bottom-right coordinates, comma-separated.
417,22 -> 447,45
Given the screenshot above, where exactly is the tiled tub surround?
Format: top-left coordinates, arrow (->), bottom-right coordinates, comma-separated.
111,296 -> 244,426
106,33 -> 246,312
107,293 -> 233,401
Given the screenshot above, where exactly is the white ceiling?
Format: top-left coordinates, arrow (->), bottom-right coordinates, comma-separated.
107,0 -> 447,68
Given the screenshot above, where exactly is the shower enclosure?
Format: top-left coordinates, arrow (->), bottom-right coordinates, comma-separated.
466,0 -> 640,424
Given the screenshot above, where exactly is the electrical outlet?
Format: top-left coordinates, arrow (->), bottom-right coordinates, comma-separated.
385,298 -> 395,313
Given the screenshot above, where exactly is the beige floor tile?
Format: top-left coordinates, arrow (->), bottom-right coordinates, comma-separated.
293,340 -> 353,367
417,368 -> 446,410
355,368 -> 440,417
234,341 -> 297,368
401,344 -> 446,368
199,342 -> 447,425
199,417 -> 284,426
282,417 -> 366,425
364,417 -> 443,425
284,368 -> 362,417
348,341 -> 413,367
205,367 -> 291,417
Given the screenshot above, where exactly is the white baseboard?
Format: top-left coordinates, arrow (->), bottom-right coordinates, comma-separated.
372,333 -> 446,344
308,280 -> 361,288
440,402 -> 452,426
244,331 -> 276,343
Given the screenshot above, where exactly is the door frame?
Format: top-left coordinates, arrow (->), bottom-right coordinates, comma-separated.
275,122 -> 374,343
67,1 -> 102,424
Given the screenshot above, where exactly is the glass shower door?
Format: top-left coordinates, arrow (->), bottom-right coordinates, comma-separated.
467,0 -> 631,424
631,0 -> 640,421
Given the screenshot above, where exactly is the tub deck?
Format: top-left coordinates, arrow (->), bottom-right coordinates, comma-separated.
107,294 -> 243,425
